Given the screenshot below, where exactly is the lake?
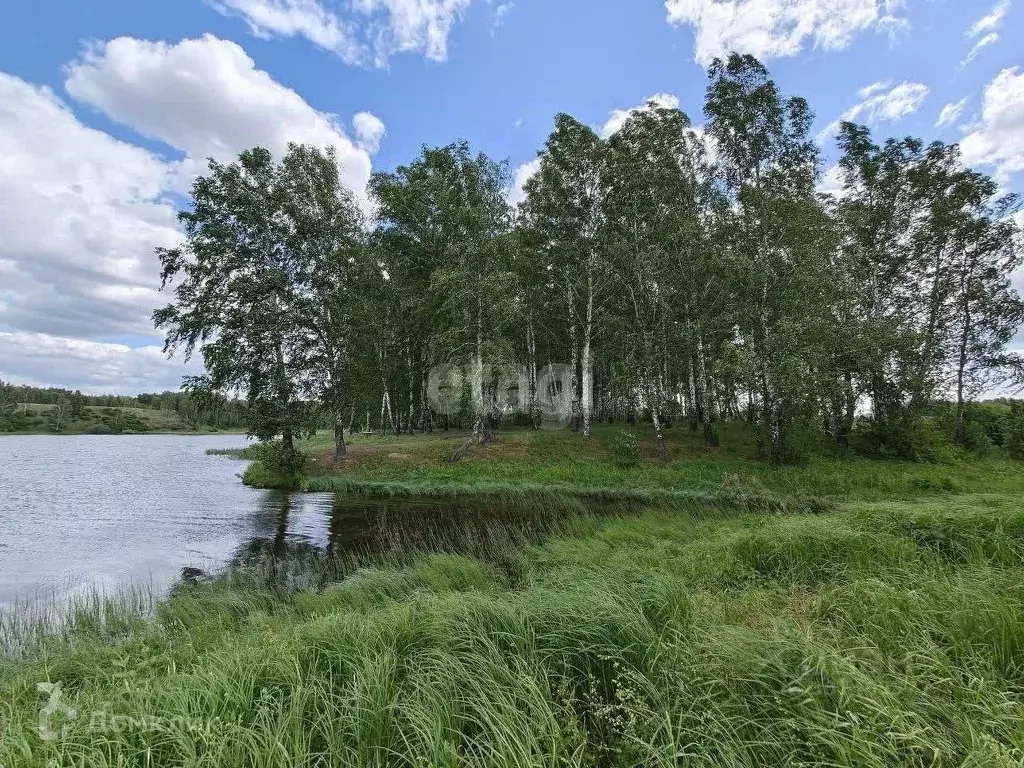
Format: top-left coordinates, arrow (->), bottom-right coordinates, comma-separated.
0,435 -> 574,607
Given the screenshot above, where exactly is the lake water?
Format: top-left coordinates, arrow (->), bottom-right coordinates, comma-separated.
0,435 -> 574,607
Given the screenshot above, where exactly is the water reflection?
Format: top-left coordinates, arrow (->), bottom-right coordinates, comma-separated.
229,491 -> 589,571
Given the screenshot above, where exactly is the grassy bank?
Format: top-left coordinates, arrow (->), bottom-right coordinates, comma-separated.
3,491 -> 1024,765
245,423 -> 1024,501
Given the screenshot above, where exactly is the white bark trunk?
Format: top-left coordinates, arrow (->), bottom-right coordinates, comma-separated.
581,268 -> 594,437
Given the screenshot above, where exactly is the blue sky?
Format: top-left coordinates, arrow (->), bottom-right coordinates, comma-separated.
0,0 -> 1021,392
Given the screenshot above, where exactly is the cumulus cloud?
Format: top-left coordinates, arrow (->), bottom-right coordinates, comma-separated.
600,92 -> 680,139
817,80 -> 929,143
1,35 -> 384,391
959,67 -> 1024,182
64,35 -> 379,204
352,111 -> 386,153
936,98 -> 969,128
664,0 -> 904,66
508,156 -> 540,207
0,73 -> 180,341
0,332 -> 202,395
212,0 -> 472,66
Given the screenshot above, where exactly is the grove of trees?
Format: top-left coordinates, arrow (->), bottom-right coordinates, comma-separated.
155,54 -> 1024,465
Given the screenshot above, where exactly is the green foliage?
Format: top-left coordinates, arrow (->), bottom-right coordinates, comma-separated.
0,380 -> 17,433
46,397 -> 70,433
606,429 -> 641,468
850,413 -> 945,462
1008,402 -> 1024,461
252,439 -> 308,476
155,145 -> 359,450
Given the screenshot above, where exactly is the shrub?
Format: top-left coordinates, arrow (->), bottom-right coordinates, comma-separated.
1008,403 -> 1024,461
851,414 -> 948,462
254,439 -> 308,476
606,430 -> 641,468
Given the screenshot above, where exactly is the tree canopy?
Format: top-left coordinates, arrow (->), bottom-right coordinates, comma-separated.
155,53 -> 1024,464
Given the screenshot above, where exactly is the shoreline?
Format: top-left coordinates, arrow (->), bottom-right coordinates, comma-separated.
0,429 -> 249,437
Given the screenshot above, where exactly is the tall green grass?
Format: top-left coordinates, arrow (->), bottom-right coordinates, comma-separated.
4,494 -> 1024,766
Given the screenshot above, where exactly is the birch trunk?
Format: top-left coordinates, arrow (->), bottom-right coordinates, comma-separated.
954,267 -> 974,446
527,314 -> 540,429
694,333 -> 718,446
580,256 -> 595,437
568,294 -> 581,432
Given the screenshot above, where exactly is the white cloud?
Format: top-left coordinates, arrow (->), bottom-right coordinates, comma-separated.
212,0 -> 472,66
64,35 -> 378,205
960,1 -> 1009,68
961,32 -> 999,68
817,163 -> 845,198
486,0 -> 514,34
0,332 -> 202,395
0,73 -> 180,341
352,111 -> 386,153
960,67 -> 1024,182
817,80 -> 928,144
968,0 -> 1010,39
211,0 -> 360,60
508,156 -> 540,207
858,81 -> 891,99
664,0 -> 904,66
936,98 -> 968,128
844,81 -> 929,123
600,92 -> 680,139
2,35 -> 384,391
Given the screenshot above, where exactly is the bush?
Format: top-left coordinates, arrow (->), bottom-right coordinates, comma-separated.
850,414 -> 948,462
254,439 -> 308,476
956,418 -> 992,454
1008,403 -> 1024,461
606,430 -> 641,468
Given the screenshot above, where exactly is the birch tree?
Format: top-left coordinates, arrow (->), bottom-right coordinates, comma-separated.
371,143 -> 514,455
521,114 -> 608,436
603,102 -> 708,457
280,145 -> 364,459
835,123 -> 924,429
705,53 -> 834,460
155,145 -> 359,464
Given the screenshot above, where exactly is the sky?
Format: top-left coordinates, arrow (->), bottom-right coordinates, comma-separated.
1,0 -> 1022,394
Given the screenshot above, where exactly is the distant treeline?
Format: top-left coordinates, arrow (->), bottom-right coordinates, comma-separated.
0,380 -> 249,432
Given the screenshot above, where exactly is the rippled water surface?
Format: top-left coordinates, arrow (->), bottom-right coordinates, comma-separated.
0,435 -> 578,606
0,435 -> 268,605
